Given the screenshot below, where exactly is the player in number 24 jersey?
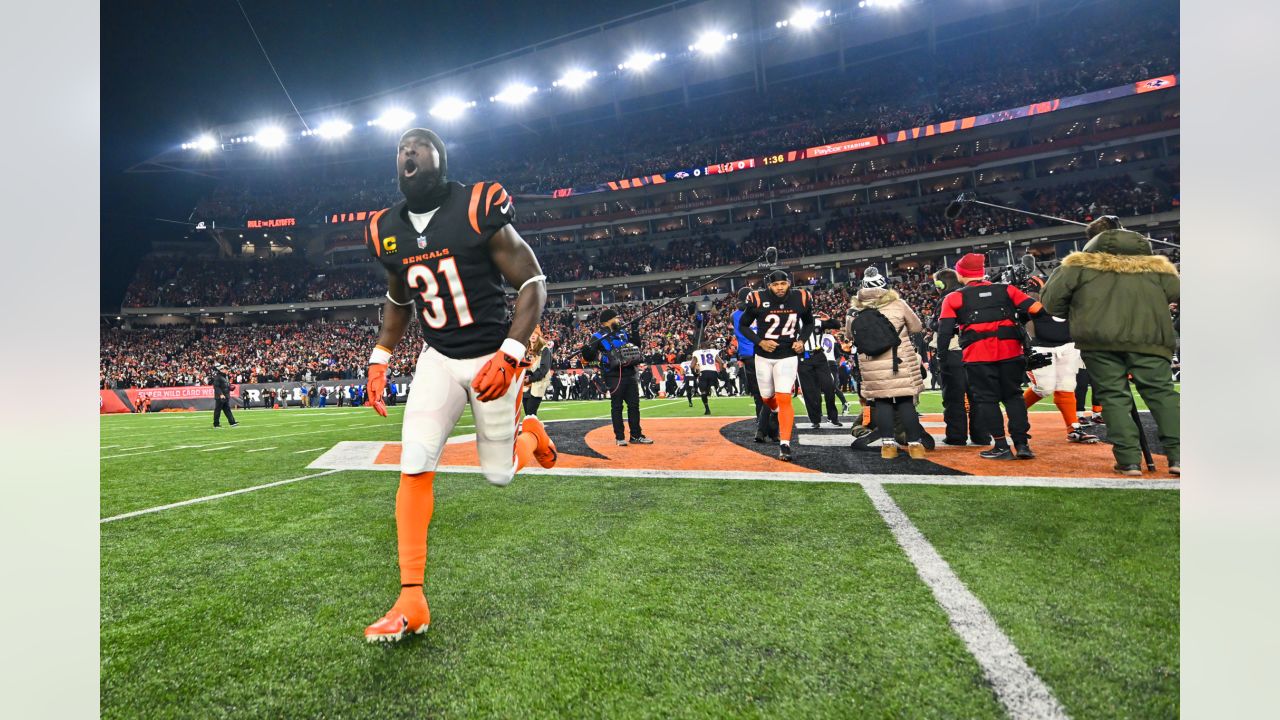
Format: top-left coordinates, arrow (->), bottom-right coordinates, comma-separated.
361,128 -> 558,643
735,269 -> 814,461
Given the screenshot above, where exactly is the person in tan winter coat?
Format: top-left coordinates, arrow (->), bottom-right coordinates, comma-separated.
846,267 -> 928,459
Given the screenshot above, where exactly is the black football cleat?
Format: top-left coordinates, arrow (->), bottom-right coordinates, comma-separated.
980,446 -> 1014,460
778,443 -> 793,462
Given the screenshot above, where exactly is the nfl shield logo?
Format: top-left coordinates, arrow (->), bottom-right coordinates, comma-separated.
416,235 -> 428,249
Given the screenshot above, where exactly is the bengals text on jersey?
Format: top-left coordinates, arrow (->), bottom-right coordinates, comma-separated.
366,180 -> 516,359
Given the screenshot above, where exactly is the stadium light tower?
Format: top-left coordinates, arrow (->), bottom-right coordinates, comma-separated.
368,108 -> 416,130
429,97 -> 477,121
255,126 -> 287,148
490,83 -> 538,104
618,51 -> 666,72
689,31 -> 738,55
553,68 -> 597,89
776,8 -> 832,29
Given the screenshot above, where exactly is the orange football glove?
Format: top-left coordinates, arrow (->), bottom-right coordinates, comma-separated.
366,346 -> 390,417
471,340 -> 524,402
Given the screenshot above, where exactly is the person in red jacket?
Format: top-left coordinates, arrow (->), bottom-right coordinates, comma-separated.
935,253 -> 1045,460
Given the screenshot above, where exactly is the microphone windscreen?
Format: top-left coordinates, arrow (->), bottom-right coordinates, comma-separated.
944,200 -> 965,220
765,246 -> 778,265
1021,254 -> 1038,273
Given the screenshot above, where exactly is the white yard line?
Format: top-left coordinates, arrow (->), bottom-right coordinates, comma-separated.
101,423 -> 390,460
200,446 -> 234,452
100,470 -> 344,524
861,480 -> 1070,720
245,447 -> 278,453
109,444 -> 154,452
292,447 -> 328,454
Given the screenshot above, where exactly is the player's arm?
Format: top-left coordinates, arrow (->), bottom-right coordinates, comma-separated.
473,224 -> 547,401
365,216 -> 412,417
793,292 -> 814,354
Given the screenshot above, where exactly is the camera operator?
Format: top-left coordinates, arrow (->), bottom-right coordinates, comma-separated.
581,309 -> 653,446
1040,216 -> 1180,476
936,253 -> 1047,460
932,268 -> 986,446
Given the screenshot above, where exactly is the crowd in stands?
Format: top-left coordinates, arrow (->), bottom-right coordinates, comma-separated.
100,320 -> 423,389
123,171 -> 1175,311
122,256 -> 384,308
187,0 -> 1177,225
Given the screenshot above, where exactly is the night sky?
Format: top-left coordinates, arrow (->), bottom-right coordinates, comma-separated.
101,0 -> 669,310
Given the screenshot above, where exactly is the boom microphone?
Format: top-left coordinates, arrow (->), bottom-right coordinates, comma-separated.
764,246 -> 778,267
1020,254 -> 1038,275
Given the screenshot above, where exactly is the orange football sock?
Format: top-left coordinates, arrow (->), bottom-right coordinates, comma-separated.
396,471 -> 435,587
1054,391 -> 1077,430
1092,404 -> 1103,415
1024,387 -> 1042,409
514,432 -> 538,473
776,392 -> 795,442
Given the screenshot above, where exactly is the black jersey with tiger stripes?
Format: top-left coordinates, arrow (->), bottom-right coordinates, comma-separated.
366,180 -> 517,359
735,288 -> 814,359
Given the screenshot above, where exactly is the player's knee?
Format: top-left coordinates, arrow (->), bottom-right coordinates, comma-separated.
401,441 -> 435,474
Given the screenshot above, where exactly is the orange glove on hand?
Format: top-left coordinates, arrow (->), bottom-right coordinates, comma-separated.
366,345 -> 392,417
471,339 -> 526,402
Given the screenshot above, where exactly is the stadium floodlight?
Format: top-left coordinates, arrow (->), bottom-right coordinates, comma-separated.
429,97 -> 477,120
553,68 -> 597,89
490,83 -> 538,104
313,120 -> 354,139
255,126 -> 287,148
618,51 -> 666,72
185,135 -> 218,152
689,31 -> 738,54
369,108 -> 416,129
777,8 -> 831,28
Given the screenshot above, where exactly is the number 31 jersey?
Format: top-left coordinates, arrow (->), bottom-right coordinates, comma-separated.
366,180 -> 516,359
738,288 -> 814,359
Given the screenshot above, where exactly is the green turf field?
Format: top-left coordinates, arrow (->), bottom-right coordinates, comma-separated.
101,395 -> 1179,718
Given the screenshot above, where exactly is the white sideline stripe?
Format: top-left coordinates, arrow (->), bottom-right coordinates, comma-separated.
100,445 -> 119,449
292,447 -> 328,454
303,446 -> 1179,490
101,423 -> 389,459
100,470 -> 344,524
201,445 -> 234,452
246,447 -> 278,453
111,444 -> 154,452
862,481 -> 1069,720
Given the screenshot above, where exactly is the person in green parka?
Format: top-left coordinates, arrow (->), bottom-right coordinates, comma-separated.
1040,216 -> 1180,476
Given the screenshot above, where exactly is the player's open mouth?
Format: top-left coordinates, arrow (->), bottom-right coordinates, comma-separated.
403,159 -> 418,178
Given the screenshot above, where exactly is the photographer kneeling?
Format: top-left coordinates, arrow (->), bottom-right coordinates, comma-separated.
581,309 -> 653,447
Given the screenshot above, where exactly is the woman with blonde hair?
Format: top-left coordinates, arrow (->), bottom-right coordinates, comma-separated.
846,267 -> 928,459
522,325 -> 554,418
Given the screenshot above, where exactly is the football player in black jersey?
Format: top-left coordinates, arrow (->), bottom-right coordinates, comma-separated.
735,270 -> 813,461
1020,276 -> 1100,444
362,128 -> 557,643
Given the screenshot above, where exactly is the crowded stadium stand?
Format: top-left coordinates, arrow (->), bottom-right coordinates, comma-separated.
106,0 -> 1178,393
